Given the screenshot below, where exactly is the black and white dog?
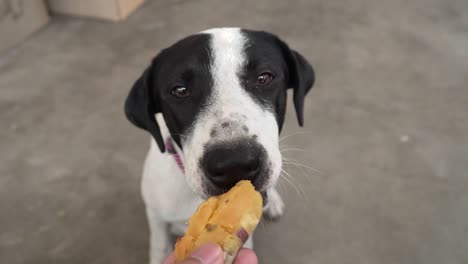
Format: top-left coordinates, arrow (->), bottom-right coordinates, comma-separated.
125,28 -> 315,263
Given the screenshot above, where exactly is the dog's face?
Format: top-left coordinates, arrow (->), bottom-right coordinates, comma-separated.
125,28 -> 314,202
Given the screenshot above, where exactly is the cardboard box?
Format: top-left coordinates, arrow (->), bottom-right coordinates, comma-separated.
0,0 -> 50,54
47,0 -> 145,22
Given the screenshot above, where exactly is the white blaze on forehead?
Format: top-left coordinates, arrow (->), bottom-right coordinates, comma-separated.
203,27 -> 246,96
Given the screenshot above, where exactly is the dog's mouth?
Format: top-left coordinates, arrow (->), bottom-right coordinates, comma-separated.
201,182 -> 269,207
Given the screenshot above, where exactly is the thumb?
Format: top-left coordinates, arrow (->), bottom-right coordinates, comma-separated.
179,243 -> 223,264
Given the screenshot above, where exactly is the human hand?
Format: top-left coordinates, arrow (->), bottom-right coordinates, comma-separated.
163,243 -> 258,264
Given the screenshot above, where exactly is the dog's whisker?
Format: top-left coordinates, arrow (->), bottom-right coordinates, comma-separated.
283,160 -> 323,175
283,162 -> 322,175
282,155 -> 311,167
289,165 -> 315,185
281,169 -> 307,200
280,175 -> 301,200
279,172 -> 296,192
281,155 -> 324,187
280,170 -> 305,200
280,148 -> 306,153
277,179 -> 286,194
274,180 -> 287,203
280,176 -> 306,202
279,130 -> 315,142
282,157 -> 316,174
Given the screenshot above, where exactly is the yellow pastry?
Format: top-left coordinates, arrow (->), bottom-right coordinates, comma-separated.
175,180 -> 263,263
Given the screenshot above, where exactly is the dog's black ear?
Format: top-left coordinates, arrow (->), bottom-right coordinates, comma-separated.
288,51 -> 315,126
276,39 -> 315,126
124,63 -> 166,152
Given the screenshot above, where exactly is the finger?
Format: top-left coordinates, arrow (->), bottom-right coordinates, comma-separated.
234,248 -> 258,264
181,243 -> 224,264
163,252 -> 176,264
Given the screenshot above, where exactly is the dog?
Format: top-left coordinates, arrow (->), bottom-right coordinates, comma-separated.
124,27 -> 315,263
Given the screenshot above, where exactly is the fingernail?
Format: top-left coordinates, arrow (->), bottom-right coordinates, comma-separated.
190,243 -> 222,264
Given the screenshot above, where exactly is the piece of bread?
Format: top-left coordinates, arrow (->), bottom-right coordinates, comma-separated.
175,180 -> 263,263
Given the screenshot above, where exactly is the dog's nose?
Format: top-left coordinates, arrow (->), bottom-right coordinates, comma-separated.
203,141 -> 264,190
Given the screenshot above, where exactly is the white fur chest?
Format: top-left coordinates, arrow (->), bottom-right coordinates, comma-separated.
140,116 -> 203,222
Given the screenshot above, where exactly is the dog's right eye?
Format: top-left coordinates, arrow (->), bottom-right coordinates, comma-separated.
171,86 -> 191,98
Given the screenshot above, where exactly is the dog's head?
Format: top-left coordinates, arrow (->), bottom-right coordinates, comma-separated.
125,28 -> 314,201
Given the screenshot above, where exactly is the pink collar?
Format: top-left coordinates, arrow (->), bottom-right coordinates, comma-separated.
165,137 -> 185,173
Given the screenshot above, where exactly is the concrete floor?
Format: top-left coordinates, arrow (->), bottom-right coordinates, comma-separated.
1,0 -> 468,263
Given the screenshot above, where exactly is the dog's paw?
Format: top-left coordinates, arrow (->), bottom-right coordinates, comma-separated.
263,188 -> 285,220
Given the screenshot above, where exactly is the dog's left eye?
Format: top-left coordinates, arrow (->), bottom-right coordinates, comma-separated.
256,72 -> 274,85
171,86 -> 190,98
